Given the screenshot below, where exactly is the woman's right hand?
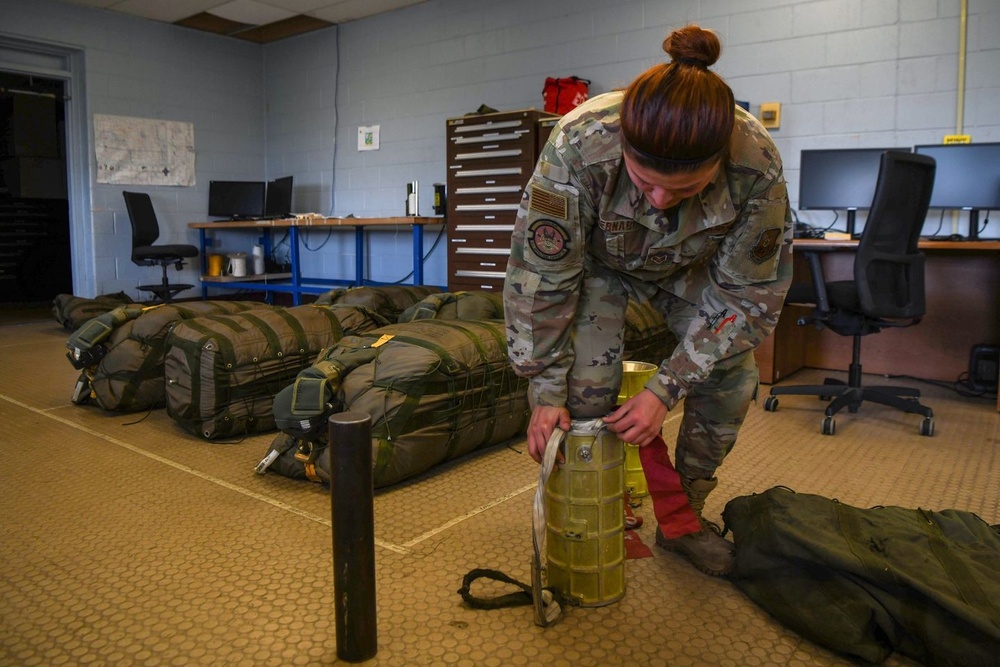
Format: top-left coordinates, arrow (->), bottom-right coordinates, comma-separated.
526,405 -> 571,463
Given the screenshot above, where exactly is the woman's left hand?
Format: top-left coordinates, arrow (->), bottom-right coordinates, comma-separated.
602,389 -> 668,446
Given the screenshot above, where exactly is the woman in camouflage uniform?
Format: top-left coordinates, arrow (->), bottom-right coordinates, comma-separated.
503,25 -> 793,576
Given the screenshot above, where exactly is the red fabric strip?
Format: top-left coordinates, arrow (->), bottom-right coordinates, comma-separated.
639,435 -> 701,539
624,492 -> 653,559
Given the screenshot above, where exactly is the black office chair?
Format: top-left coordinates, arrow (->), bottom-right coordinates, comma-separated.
123,191 -> 199,304
764,151 -> 936,436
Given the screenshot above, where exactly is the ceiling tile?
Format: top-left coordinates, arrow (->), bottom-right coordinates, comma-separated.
209,0 -> 296,26
108,0 -> 226,24
251,0 -> 339,12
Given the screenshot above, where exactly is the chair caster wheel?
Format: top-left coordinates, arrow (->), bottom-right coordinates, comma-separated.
919,418 -> 935,437
764,396 -> 779,412
821,416 -> 836,436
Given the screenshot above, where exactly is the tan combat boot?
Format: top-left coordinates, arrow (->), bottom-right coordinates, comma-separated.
655,476 -> 735,576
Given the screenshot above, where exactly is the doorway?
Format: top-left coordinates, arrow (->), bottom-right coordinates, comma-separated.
0,71 -> 72,304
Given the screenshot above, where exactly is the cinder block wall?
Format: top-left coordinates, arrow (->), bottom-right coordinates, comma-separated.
3,0 -> 998,292
267,0 -> 1000,284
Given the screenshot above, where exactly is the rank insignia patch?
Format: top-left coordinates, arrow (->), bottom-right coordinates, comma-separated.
749,228 -> 782,263
528,219 -> 570,261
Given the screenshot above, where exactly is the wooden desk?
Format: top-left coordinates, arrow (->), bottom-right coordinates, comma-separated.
188,216 -> 444,305
755,239 -> 1000,410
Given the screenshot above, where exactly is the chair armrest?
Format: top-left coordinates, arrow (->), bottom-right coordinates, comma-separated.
801,251 -> 832,314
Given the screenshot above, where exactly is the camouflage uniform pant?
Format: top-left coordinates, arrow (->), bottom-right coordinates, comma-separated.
565,260 -> 758,480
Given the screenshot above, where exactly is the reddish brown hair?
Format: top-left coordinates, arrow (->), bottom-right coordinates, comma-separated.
621,25 -> 735,173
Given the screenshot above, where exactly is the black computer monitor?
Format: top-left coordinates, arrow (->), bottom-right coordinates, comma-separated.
914,143 -> 1000,211
208,180 -> 266,220
264,176 -> 294,218
798,147 -> 909,237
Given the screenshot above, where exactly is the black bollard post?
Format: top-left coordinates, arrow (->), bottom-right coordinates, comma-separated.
329,411 -> 377,662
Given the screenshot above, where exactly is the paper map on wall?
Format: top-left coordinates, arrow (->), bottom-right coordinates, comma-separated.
94,114 -> 195,186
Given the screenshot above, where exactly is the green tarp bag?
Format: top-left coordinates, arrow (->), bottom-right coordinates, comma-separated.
723,487 -> 1000,666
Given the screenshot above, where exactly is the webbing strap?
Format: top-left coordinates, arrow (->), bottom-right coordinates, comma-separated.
531,427 -> 567,626
457,569 -> 533,609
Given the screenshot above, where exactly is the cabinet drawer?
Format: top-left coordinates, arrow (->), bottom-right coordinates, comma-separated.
451,267 -> 506,281
448,164 -> 531,184
537,117 -> 560,157
449,229 -> 514,249
448,275 -> 506,292
449,251 -> 509,272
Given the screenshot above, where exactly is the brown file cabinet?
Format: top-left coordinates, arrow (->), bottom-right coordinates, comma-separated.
445,108 -> 557,292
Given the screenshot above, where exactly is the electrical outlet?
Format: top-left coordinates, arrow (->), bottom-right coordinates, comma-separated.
759,102 -> 781,129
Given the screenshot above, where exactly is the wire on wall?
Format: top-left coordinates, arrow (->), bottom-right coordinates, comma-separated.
329,23 -> 340,217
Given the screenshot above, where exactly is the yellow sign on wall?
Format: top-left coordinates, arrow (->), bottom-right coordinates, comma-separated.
943,134 -> 972,144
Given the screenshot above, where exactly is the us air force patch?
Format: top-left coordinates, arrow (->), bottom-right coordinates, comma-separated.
749,228 -> 782,263
528,219 -> 570,261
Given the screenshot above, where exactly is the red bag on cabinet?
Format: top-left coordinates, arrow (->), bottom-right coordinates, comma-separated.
543,76 -> 591,115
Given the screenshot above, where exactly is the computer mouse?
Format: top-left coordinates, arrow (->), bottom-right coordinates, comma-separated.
947,234 -> 965,242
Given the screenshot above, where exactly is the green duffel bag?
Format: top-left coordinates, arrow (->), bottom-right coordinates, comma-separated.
67,301 -> 273,412
52,291 -> 134,331
723,486 -> 1000,666
164,305 -> 346,440
313,285 -> 442,322
397,290 -> 504,322
262,319 -> 530,488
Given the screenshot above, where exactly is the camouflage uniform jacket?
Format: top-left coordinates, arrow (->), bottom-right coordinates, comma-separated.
503,91 -> 793,410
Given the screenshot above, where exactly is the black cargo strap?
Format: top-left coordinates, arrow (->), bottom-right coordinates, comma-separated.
458,568 -> 563,618
457,569 -> 536,609
459,428 -> 566,626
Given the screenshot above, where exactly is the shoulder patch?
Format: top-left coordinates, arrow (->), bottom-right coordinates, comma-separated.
749,228 -> 782,264
527,219 -> 570,261
529,184 -> 569,220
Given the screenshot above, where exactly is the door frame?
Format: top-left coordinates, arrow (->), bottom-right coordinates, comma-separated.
0,34 -> 93,296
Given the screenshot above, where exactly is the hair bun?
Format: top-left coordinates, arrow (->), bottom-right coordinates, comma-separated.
662,24 -> 721,69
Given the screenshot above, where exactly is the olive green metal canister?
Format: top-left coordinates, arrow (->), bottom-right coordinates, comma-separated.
617,361 -> 658,499
544,420 -> 625,606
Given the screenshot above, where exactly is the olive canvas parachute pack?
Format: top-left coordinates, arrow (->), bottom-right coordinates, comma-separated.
52,292 -> 134,331
163,305 -> 351,440
622,299 -> 675,366
723,487 -> 1000,666
66,301 -> 271,412
259,319 -> 530,488
397,290 -> 504,323
314,285 -> 442,322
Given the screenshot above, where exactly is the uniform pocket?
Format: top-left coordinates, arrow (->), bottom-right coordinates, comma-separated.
721,195 -> 787,284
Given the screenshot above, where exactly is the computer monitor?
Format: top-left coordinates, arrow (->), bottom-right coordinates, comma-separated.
208,180 -> 266,220
798,147 -> 909,236
264,176 -> 294,218
914,143 -> 1000,210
